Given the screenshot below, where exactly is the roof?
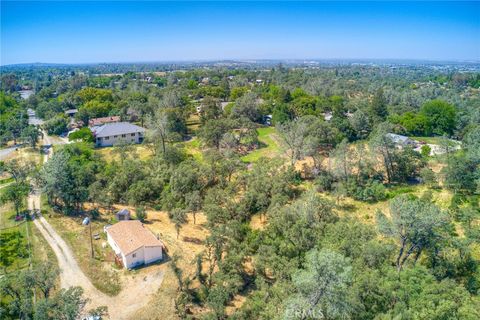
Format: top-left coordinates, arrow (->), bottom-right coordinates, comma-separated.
117,208 -> 130,216
386,133 -> 413,144
92,122 -> 145,138
65,109 -> 78,115
89,116 -> 121,126
107,220 -> 163,256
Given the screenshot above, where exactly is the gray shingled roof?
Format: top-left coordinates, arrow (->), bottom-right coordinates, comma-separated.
93,122 -> 145,138
386,133 -> 413,144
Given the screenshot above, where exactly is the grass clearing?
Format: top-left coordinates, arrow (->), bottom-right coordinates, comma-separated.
241,127 -> 283,163
3,146 -> 41,164
1,202 -> 55,277
182,138 -> 203,161
186,114 -> 201,134
95,144 -> 153,162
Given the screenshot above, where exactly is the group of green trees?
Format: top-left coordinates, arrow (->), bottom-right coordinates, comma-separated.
0,262 -> 107,320
390,99 -> 457,136
0,93 -> 40,147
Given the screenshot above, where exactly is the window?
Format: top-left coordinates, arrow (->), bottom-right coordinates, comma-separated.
121,134 -> 126,138
114,135 -> 117,138
105,137 -> 109,140
131,133 -> 135,137
132,253 -> 136,258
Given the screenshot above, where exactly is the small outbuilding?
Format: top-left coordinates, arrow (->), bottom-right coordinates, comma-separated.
106,220 -> 164,269
115,208 -> 130,221
386,133 -> 417,147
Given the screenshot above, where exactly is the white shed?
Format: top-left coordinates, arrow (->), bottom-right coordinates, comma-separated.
106,220 -> 164,269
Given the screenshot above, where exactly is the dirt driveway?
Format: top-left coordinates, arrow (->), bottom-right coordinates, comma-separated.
28,132 -> 165,319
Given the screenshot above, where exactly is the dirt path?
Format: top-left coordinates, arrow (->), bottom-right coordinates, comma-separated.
27,132 -> 165,319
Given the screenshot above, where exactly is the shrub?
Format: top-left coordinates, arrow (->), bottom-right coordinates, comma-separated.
352,180 -> 387,202
68,127 -> 94,143
421,145 -> 431,158
315,171 -> 335,192
135,206 -> 147,222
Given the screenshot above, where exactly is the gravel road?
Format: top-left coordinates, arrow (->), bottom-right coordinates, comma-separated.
27,132 -> 165,319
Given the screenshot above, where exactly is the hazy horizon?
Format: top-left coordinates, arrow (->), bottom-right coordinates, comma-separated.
2,1 -> 479,65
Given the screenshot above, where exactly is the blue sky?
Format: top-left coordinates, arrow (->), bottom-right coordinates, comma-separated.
1,1 -> 479,65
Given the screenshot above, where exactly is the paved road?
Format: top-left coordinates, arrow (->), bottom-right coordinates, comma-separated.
28,132 -> 164,319
0,146 -> 19,160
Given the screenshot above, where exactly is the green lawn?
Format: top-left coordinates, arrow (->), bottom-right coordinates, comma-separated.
410,136 -> 459,145
1,205 -> 30,274
182,138 -> 203,161
241,127 -> 282,163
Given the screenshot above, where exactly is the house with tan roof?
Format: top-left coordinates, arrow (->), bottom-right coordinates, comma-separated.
105,220 -> 164,269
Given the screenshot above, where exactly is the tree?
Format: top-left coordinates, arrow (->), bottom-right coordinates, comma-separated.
0,159 -> 33,184
32,262 -> 59,299
419,146 -> 430,160
135,206 -> 147,222
200,96 -> 222,124
185,190 -> 202,224
0,262 -> 95,320
0,182 -> 30,216
370,88 -> 388,122
369,123 -> 396,183
21,125 -> 41,148
146,108 -> 169,155
349,109 -> 371,139
34,287 -> 88,320
376,195 -> 451,272
68,127 -> 94,143
43,116 -> 68,135
231,92 -> 261,122
286,248 -> 353,320
198,118 -> 232,149
443,155 -> 478,194
330,139 -> 351,183
277,116 -> 319,166
420,167 -> 437,188
170,208 -> 187,239
420,100 -> 456,135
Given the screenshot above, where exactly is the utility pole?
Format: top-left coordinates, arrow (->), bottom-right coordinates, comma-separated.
89,220 -> 94,259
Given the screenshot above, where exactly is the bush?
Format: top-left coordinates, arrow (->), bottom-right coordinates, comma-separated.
43,116 -> 68,135
68,127 -> 94,142
421,145 -> 431,158
351,180 -> 387,202
420,167 -> 437,187
135,206 -> 147,222
315,171 -> 335,192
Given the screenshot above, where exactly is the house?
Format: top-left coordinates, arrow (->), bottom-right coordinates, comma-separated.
91,122 -> 145,147
116,208 -> 130,221
64,109 -> 78,118
88,116 -> 121,127
386,133 -> 416,146
105,220 -> 164,269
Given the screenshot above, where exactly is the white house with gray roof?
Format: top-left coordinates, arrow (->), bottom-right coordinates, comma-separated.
91,122 -> 145,147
